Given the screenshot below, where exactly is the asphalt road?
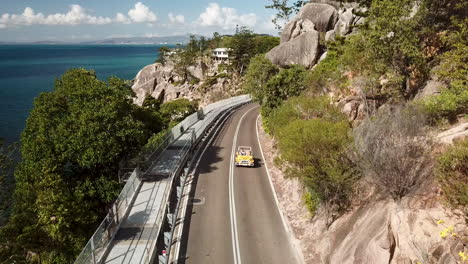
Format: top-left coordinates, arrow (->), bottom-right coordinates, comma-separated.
179,104 -> 299,264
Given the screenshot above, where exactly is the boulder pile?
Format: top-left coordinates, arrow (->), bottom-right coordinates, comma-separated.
267,1 -> 366,68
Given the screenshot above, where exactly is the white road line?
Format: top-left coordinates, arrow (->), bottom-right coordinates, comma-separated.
255,114 -> 304,264
229,105 -> 258,264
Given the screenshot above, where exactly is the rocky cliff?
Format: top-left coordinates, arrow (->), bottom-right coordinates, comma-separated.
257,117 -> 467,264
262,1 -> 467,263
131,59 -> 241,107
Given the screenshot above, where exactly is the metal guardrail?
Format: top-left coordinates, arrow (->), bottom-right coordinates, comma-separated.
74,95 -> 251,264
75,168 -> 142,264
141,131 -> 194,264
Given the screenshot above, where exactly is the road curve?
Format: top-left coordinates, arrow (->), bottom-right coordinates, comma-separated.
179,103 -> 298,264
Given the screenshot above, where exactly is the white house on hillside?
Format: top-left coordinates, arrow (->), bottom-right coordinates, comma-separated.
212,48 -> 230,60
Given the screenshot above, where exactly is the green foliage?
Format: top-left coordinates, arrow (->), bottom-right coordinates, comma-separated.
261,65 -> 308,117
423,88 -> 468,123
0,140 -> 17,227
243,54 -> 279,103
160,98 -> 198,127
277,118 -> 358,215
265,95 -> 347,134
265,0 -> 307,31
252,35 -> 280,54
436,138 -> 468,211
266,95 -> 358,218
173,35 -> 201,82
155,46 -> 172,65
422,18 -> 468,123
227,27 -> 256,75
199,75 -> 219,92
217,63 -> 229,73
0,69 -> 153,262
303,190 -> 320,216
142,94 -> 161,110
143,129 -> 170,152
306,46 -> 349,94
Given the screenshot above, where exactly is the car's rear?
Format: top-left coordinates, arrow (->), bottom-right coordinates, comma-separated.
235,146 -> 254,167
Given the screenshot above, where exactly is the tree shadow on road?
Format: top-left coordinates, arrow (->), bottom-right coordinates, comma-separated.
175,110 -> 235,264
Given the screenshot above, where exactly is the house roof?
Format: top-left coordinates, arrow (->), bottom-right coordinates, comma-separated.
213,48 -> 230,52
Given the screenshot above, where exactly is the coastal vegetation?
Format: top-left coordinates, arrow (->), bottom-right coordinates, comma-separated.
436,138 -> 468,210
0,69 -> 197,262
0,140 -> 17,227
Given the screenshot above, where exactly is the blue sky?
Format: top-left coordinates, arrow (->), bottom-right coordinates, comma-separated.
0,1 -> 279,42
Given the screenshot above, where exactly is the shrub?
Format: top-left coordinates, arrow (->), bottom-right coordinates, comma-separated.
423,88 -> 468,123
354,104 -> 433,199
306,47 -> 348,94
422,18 -> 468,123
199,75 -> 219,92
276,118 -> 358,216
265,95 -> 346,135
261,65 -> 308,117
436,138 -> 468,211
265,95 -> 358,219
160,98 -> 198,127
303,190 -> 320,216
243,54 -> 279,103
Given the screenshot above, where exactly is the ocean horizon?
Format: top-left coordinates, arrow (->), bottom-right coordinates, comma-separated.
0,44 -> 170,144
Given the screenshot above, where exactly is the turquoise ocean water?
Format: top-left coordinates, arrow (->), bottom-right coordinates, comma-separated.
0,45 -> 167,143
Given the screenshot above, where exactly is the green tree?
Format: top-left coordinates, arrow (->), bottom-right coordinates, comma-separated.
253,35 -> 280,54
209,32 -> 222,49
160,98 -> 198,127
0,139 -> 17,227
155,46 -> 172,65
265,0 -> 307,31
243,54 -> 279,103
0,69 -> 153,262
422,17 -> 468,123
199,36 -> 208,53
174,35 -> 199,82
262,65 -> 308,116
227,27 -> 255,75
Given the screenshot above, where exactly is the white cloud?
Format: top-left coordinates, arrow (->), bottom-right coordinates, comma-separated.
196,3 -> 256,30
168,12 -> 185,24
0,3 -> 159,28
128,2 -> 157,23
0,5 -> 112,28
115,13 -> 130,24
256,15 -> 282,35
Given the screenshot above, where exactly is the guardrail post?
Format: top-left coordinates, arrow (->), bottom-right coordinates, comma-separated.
159,254 -> 167,264
113,203 -> 119,224
90,239 -> 96,264
164,232 -> 171,247
124,184 -> 129,207
167,213 -> 173,228
176,186 -> 182,199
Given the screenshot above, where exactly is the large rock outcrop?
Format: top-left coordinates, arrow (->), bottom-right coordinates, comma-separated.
267,20 -> 320,68
296,3 -> 339,33
267,2 -> 366,68
437,122 -> 468,145
131,63 -> 191,106
131,60 -> 241,107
